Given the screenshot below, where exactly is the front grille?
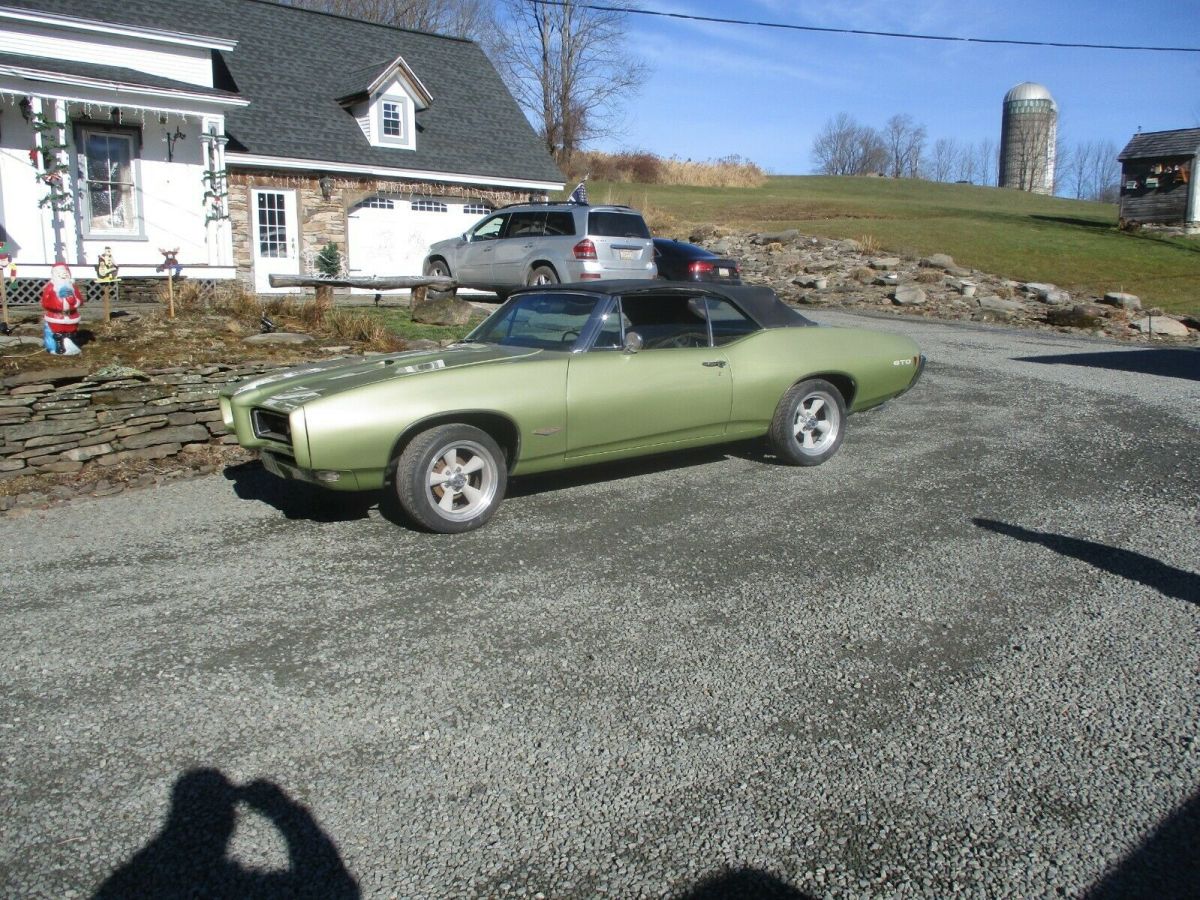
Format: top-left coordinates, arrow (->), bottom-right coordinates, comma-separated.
251,409 -> 291,443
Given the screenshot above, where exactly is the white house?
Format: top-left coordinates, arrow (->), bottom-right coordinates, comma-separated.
0,0 -> 563,297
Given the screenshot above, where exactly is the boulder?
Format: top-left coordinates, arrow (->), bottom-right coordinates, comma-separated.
892,286 -> 927,306
977,296 -> 1025,313
1041,289 -> 1072,306
919,253 -> 956,270
1101,291 -> 1142,311
1130,316 -> 1190,337
870,257 -> 902,270
411,294 -> 475,326
1047,304 -> 1107,327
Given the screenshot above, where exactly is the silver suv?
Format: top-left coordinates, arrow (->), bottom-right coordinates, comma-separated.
423,202 -> 656,297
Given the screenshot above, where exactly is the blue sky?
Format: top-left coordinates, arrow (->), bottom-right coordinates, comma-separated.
591,0 -> 1200,173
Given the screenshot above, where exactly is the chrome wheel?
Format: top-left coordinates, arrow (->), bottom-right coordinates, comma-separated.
792,389 -> 840,455
425,440 -> 499,522
394,425 -> 508,532
768,378 -> 847,467
527,265 -> 558,286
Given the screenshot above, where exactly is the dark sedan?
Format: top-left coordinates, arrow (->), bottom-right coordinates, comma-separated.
653,238 -> 741,284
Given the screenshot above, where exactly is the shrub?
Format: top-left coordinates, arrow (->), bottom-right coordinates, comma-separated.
315,242 -> 341,278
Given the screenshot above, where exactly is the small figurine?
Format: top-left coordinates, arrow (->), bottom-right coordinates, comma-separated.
156,247 -> 182,278
0,242 -> 15,279
95,246 -> 119,283
41,261 -> 85,355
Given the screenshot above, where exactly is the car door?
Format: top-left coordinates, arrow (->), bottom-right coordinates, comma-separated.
457,213 -> 508,283
564,293 -> 731,458
492,211 -> 546,285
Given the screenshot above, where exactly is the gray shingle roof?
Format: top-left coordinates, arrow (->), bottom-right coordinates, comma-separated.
5,0 -> 563,185
1118,128 -> 1200,161
0,51 -> 241,99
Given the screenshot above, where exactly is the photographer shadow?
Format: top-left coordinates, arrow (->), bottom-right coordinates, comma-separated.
93,768 -> 359,899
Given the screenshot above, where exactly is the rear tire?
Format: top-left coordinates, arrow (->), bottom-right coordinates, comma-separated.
526,265 -> 559,286
393,424 -> 507,533
768,379 -> 846,466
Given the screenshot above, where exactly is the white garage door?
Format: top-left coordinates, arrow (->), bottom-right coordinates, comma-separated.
347,196 -> 488,288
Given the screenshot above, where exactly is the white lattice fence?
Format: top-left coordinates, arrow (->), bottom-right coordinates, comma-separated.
2,278 -> 222,306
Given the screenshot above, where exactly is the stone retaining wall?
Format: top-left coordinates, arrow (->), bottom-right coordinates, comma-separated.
1,362 -> 284,482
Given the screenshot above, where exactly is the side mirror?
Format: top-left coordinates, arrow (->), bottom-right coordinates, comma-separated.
461,232 -> 470,242
623,331 -> 643,354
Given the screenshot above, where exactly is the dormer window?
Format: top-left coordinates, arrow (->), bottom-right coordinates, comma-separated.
376,93 -> 413,148
381,100 -> 404,140
339,54 -> 430,151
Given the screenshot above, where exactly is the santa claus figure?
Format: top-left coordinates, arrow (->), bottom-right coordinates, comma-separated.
41,261 -> 85,355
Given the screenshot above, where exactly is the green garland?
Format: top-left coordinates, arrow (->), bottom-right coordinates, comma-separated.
31,112 -> 73,214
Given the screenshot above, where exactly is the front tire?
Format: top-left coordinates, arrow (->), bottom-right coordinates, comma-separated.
424,257 -> 452,279
393,425 -> 507,533
768,379 -> 846,466
526,265 -> 559,286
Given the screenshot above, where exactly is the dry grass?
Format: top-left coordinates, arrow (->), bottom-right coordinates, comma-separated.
915,270 -> 943,284
856,234 -> 882,255
568,150 -> 766,189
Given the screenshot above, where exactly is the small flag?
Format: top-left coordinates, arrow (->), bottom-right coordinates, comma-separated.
568,180 -> 589,204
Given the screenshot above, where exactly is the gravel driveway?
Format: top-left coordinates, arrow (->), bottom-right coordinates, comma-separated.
2,312 -> 1197,899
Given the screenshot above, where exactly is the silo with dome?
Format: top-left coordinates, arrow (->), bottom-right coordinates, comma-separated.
999,82 -> 1058,194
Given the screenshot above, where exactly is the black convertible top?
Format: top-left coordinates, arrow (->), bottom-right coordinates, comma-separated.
512,280 -> 818,329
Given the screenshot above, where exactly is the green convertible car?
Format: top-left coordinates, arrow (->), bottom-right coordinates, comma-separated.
222,282 -> 924,532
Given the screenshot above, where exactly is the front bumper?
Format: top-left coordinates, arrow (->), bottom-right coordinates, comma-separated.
260,451 -> 360,490
896,354 -> 926,397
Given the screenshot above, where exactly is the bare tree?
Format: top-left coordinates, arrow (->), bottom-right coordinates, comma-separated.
978,137 -> 997,187
291,0 -> 491,38
489,0 -> 647,165
882,114 -> 926,178
812,113 -> 887,176
955,142 -> 980,184
927,137 -> 958,182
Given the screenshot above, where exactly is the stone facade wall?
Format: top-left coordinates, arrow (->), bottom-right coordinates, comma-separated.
228,170 -> 538,290
0,362 -> 284,482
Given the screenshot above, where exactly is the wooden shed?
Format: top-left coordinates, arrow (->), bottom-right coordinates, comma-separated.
1117,128 -> 1200,232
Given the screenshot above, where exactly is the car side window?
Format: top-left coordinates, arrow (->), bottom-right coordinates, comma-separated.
504,211 -> 547,238
544,212 -> 577,237
471,214 -> 508,241
704,297 -> 759,346
619,294 -> 711,349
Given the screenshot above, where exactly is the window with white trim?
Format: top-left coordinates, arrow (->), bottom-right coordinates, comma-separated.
412,200 -> 448,212
359,196 -> 395,209
382,101 -> 403,138
79,127 -> 140,236
463,203 -> 491,215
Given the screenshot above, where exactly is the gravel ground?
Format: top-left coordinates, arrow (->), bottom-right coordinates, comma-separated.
1,313 -> 1197,899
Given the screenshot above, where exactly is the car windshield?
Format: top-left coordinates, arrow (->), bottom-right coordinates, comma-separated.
467,292 -> 602,350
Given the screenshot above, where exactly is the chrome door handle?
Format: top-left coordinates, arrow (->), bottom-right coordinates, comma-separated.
702,360 -> 727,368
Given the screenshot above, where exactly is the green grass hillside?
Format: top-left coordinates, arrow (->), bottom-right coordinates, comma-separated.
591,176 -> 1200,315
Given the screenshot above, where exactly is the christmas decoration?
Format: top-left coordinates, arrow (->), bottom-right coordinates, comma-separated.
95,246 -> 120,323
31,110 -> 73,214
41,261 -> 85,355
315,242 -> 342,278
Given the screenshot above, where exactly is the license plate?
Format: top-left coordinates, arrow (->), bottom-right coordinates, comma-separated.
618,249 -> 637,260
717,267 -> 731,276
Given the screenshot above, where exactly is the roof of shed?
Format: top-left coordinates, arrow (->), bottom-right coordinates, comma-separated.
1118,128 -> 1200,161
4,0 -> 563,186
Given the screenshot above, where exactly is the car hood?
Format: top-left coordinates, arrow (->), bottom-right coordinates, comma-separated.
226,344 -> 540,412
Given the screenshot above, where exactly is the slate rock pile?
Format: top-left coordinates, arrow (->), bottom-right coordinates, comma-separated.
0,362 -> 281,510
690,227 -> 1199,342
